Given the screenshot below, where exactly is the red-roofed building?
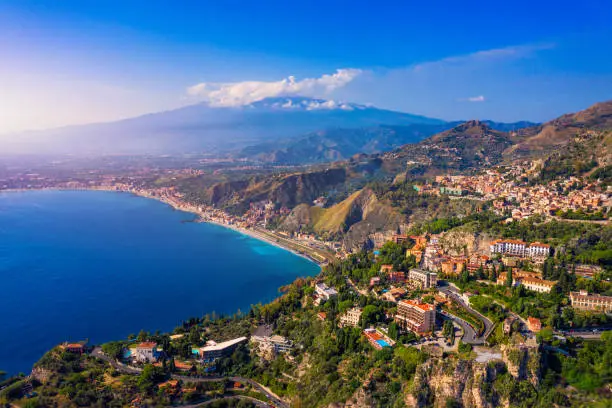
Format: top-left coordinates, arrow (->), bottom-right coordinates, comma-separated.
60,343 -> 85,354
527,317 -> 542,333
380,264 -> 394,274
395,299 -> 435,334
134,342 -> 159,363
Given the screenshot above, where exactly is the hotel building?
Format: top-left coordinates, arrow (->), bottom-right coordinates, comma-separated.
407,268 -> 438,289
570,291 -> 612,313
395,299 -> 436,334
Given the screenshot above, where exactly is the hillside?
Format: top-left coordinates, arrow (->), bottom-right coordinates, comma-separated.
535,129 -> 612,184
378,120 -> 514,175
278,187 -> 403,248
237,121 -> 537,165
506,100 -> 612,159
190,167 -> 349,214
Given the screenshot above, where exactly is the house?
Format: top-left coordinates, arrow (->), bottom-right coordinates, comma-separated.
441,258 -> 465,276
388,271 -> 406,282
406,248 -> 423,264
59,342 -> 86,354
369,277 -> 381,287
573,265 -> 603,279
198,337 -> 247,361
317,312 -> 327,321
158,380 -> 179,394
251,326 -> 293,355
503,317 -> 516,335
134,342 -> 159,363
339,307 -> 363,327
527,317 -> 542,333
392,234 -> 409,244
569,290 -> 612,312
519,276 -> 556,293
382,287 -> 407,303
380,264 -> 394,274
174,361 -> 194,371
314,283 -> 338,304
395,299 -> 436,334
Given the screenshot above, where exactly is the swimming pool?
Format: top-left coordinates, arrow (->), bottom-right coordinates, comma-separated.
376,339 -> 391,348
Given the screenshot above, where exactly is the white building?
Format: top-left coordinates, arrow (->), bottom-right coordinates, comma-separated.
315,283 -> 338,303
198,337 -> 247,361
133,342 -> 158,363
339,307 -> 362,327
520,277 -> 556,293
490,240 -> 527,257
251,326 -> 293,355
407,269 -> 438,289
526,242 -> 551,258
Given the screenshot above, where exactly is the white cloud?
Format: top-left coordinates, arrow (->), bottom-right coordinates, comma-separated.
461,95 -> 486,102
411,43 -> 555,72
186,69 -> 362,107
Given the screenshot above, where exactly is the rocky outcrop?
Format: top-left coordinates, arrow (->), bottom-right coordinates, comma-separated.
501,342 -> 541,386
438,227 -> 494,257
407,358 -> 504,408
206,168 -> 347,213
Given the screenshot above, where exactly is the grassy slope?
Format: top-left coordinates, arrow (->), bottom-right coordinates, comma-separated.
313,190 -> 363,233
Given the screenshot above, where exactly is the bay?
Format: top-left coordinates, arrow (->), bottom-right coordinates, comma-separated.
0,190 -> 319,375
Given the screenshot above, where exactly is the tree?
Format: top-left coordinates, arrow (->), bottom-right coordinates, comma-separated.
360,305 -> 382,328
137,329 -> 148,342
505,269 -> 513,287
137,364 -> 165,394
442,320 -> 455,344
101,341 -> 124,360
459,269 -> 470,285
388,321 -> 399,340
189,326 -> 201,345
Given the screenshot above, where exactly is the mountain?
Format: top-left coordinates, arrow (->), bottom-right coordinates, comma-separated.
236,120 -> 538,165
505,100 -> 612,159
236,124 -> 449,164
1,97 -> 444,156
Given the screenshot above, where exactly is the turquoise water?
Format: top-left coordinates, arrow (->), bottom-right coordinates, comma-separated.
376,340 -> 390,347
0,190 -> 319,375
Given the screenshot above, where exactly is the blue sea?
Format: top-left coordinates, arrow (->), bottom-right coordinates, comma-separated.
0,190 -> 319,375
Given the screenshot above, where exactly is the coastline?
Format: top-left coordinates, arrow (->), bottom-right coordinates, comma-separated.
0,187 -> 327,268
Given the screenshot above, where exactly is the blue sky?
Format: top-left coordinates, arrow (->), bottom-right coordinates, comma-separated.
1,0 -> 611,131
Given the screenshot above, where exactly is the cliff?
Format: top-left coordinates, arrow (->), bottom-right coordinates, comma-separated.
205,167 -> 347,213
438,227 -> 495,257
280,188 -> 403,249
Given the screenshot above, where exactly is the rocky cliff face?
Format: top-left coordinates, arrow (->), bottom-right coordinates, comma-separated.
404,347 -> 541,408
206,167 -> 347,213
438,227 -> 494,257
407,358 -> 504,408
279,188 -> 403,249
501,342 -> 541,386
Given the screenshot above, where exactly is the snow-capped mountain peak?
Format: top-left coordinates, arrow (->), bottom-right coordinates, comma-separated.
247,96 -> 367,111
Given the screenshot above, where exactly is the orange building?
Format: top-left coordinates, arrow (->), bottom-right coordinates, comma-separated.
527,317 -> 542,332
395,300 -> 436,334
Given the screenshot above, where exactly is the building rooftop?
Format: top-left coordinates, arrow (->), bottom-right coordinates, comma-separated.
400,299 -> 435,311
200,336 -> 247,352
136,342 -> 157,349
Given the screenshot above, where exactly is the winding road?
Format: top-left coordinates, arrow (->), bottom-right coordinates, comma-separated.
438,283 -> 495,345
